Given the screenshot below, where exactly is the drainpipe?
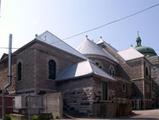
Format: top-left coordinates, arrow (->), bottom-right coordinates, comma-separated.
2,34 -> 12,120
6,34 -> 12,89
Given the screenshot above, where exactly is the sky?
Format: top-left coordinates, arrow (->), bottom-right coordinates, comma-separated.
0,0 -> 159,57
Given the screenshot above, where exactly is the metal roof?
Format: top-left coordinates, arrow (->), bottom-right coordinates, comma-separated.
57,60 -> 115,81
96,37 -> 118,52
118,47 -> 144,61
36,31 -> 86,60
77,38 -> 118,62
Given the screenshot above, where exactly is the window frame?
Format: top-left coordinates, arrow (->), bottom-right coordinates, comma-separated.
101,81 -> 108,101
109,65 -> 115,77
122,83 -> 127,92
48,59 -> 56,80
17,62 -> 22,81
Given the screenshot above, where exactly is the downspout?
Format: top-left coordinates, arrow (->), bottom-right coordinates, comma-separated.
5,34 -> 12,89
2,34 -> 12,120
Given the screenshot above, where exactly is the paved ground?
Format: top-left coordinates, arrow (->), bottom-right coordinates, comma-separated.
73,109 -> 159,120
129,109 -> 159,119
0,109 -> 158,120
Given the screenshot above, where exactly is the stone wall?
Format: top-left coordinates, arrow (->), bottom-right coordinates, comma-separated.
58,76 -> 131,117
15,41 -> 83,94
127,57 -> 153,109
43,93 -> 63,118
58,77 -> 95,117
32,42 -> 83,92
16,48 -> 36,93
0,56 -> 16,93
93,102 -> 131,118
127,58 -> 144,80
148,56 -> 159,107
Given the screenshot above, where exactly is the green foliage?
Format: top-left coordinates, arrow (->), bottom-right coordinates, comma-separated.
38,113 -> 53,120
4,114 -> 11,120
31,115 -> 39,120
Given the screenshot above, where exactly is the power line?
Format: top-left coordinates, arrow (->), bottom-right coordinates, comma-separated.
1,2 -> 159,50
63,2 -> 159,40
0,47 -> 18,49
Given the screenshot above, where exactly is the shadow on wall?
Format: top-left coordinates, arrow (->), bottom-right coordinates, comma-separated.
131,83 -> 143,99
152,80 -> 159,108
63,87 -> 93,117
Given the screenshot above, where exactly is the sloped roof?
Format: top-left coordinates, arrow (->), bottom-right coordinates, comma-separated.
77,38 -> 117,62
0,53 -> 8,61
36,31 -> 86,60
57,60 -> 115,81
118,47 -> 144,61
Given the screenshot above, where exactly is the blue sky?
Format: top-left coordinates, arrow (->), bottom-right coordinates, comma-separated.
0,0 -> 159,57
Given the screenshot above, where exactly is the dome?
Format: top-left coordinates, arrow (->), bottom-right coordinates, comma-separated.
77,35 -> 118,62
135,35 -> 157,57
136,46 -> 157,57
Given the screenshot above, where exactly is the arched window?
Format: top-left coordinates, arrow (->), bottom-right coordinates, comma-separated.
109,65 -> 115,76
145,67 -> 149,76
122,83 -> 126,92
48,60 -> 56,79
17,62 -> 22,81
102,81 -> 108,100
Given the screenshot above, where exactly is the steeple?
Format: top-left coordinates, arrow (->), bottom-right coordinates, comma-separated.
136,31 -> 142,47
135,31 -> 157,57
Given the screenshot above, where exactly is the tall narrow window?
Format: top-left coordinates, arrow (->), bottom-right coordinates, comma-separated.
48,60 -> 56,79
17,62 -> 22,81
102,81 -> 108,100
122,83 -> 127,92
145,67 -> 149,76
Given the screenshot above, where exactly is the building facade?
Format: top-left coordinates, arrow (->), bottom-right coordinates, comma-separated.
0,31 -> 158,118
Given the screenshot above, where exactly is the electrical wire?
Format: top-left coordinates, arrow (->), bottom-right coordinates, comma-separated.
63,2 -> 159,40
0,47 -> 18,49
1,2 -> 159,49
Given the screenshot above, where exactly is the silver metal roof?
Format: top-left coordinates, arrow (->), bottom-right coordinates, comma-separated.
118,47 -> 144,61
57,60 -> 115,81
77,38 -> 118,62
96,37 -> 118,52
36,31 -> 86,60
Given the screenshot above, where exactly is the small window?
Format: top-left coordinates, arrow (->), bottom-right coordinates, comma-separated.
99,66 -> 102,69
48,59 -> 56,79
102,81 -> 108,100
109,65 -> 115,76
95,62 -> 103,69
122,83 -> 126,92
145,67 -> 149,76
96,62 -> 99,66
17,62 -> 22,81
